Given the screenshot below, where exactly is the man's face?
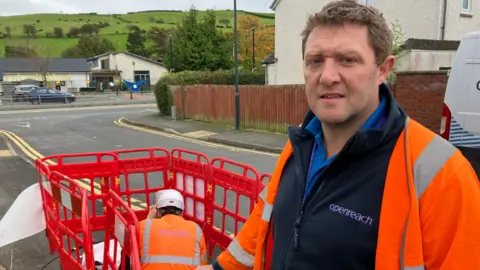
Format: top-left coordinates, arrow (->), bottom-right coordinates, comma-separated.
303,23 -> 394,126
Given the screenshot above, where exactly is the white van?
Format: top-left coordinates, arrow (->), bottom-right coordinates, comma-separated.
441,30 -> 480,149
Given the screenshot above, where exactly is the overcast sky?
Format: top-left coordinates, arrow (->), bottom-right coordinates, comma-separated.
0,0 -> 274,16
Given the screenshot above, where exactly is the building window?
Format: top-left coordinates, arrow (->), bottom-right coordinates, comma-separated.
101,59 -> 110,70
359,0 -> 375,6
462,0 -> 471,11
134,70 -> 150,85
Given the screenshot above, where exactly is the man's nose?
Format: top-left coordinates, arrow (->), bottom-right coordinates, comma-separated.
318,60 -> 340,87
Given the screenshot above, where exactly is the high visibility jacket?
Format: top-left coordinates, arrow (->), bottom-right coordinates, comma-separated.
139,214 -> 207,270
214,92 -> 480,269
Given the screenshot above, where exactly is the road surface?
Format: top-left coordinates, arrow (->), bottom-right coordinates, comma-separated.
0,104 -> 279,260
0,95 -> 155,110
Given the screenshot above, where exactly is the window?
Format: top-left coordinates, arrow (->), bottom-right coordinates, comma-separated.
101,59 -> 110,69
359,0 -> 375,6
134,70 -> 151,85
462,0 -> 471,11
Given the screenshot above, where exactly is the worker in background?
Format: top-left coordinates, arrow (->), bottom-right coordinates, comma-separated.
140,189 -> 207,269
197,0 -> 480,269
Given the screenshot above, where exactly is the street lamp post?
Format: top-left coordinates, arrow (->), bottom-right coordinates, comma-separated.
169,34 -> 173,73
252,27 -> 255,71
234,0 -> 240,130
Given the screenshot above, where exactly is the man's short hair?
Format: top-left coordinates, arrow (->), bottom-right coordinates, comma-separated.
301,0 -> 393,65
158,206 -> 182,216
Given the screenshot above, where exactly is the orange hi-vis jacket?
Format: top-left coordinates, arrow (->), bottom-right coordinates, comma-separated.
215,117 -> 480,269
139,214 -> 207,270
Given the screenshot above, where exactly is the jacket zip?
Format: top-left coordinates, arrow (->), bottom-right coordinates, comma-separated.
285,133 -> 359,260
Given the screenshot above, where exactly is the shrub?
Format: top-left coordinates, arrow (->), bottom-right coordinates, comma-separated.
154,83 -> 173,116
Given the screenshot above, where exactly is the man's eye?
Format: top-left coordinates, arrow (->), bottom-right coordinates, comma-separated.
309,59 -> 322,65
342,58 -> 356,63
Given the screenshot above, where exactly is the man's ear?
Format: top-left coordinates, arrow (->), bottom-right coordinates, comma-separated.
378,55 -> 395,84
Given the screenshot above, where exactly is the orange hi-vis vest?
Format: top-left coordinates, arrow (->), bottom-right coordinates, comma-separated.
139,214 -> 207,270
216,117 -> 480,269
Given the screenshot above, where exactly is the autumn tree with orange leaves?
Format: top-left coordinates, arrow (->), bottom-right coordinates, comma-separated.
236,15 -> 274,70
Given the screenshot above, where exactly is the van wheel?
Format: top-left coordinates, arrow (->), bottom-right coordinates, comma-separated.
31,99 -> 40,105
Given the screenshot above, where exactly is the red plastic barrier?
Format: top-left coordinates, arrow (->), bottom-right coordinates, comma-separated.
37,147 -> 272,266
36,167 -> 94,269
170,148 -> 211,229
208,157 -> 261,257
103,190 -> 141,270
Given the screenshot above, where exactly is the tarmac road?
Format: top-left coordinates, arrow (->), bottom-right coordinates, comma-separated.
0,104 -> 280,264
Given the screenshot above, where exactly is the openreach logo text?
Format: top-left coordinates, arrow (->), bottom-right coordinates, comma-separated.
329,204 -> 373,226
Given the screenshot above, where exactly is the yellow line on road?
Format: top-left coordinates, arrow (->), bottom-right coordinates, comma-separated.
0,130 -> 146,210
114,117 -> 280,157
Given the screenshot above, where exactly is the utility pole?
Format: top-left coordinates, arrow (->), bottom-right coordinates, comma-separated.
252,27 -> 255,71
234,0 -> 240,130
169,34 -> 173,72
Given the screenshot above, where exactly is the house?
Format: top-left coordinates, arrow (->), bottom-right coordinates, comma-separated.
0,58 -> 90,91
269,0 -> 480,85
87,51 -> 168,90
261,52 -> 278,85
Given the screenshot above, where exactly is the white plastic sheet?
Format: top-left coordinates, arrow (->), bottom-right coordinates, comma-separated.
81,240 -> 122,269
0,183 -> 46,248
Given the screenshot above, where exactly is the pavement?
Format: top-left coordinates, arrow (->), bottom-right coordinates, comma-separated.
123,113 -> 289,154
0,137 -> 60,270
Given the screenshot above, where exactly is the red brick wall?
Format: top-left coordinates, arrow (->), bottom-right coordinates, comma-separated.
172,71 -> 448,133
395,71 -> 448,133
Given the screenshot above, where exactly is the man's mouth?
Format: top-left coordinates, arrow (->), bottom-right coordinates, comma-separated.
320,94 -> 344,99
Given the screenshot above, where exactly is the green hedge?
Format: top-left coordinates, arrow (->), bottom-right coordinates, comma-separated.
154,69 -> 265,116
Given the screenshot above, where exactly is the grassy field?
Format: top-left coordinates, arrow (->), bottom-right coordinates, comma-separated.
0,10 -> 274,57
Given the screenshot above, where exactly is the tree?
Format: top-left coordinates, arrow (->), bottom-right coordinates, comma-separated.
53,27 -> 64,38
4,45 -> 37,57
4,26 -> 11,39
23,24 -> 37,37
387,20 -> 406,84
219,19 -> 230,28
147,26 -> 171,61
126,25 -> 150,57
237,15 -> 274,70
61,35 -> 115,58
79,24 -> 99,35
168,7 -> 232,71
66,27 -> 80,38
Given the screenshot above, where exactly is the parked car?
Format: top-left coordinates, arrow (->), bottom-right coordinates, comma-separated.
27,88 -> 76,104
11,85 -> 39,102
0,83 -> 4,96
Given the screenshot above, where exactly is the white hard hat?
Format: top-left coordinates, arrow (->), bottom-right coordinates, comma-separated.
155,189 -> 184,211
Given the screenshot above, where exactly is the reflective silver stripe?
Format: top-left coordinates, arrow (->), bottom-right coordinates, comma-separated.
413,134 -> 456,198
261,203 -> 273,222
227,238 -> 255,267
141,219 -> 203,266
259,186 -> 267,202
141,255 -> 198,265
193,224 -> 202,265
141,219 -> 153,264
259,186 -> 273,222
405,265 -> 425,270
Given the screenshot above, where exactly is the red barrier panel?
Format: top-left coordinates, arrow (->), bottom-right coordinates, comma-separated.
37,168 -> 94,269
39,152 -> 120,231
170,148 -> 211,229
208,157 -> 261,256
112,148 -> 171,221
103,190 -> 141,270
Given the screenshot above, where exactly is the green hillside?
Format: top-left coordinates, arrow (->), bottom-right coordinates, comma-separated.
0,10 -> 275,57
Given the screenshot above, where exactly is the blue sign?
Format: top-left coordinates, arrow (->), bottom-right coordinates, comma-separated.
123,79 -> 146,92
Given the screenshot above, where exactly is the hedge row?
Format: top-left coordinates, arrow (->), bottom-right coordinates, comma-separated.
154,69 -> 265,116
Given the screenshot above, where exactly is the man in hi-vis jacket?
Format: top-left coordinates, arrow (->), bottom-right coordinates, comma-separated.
197,0 -> 480,269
